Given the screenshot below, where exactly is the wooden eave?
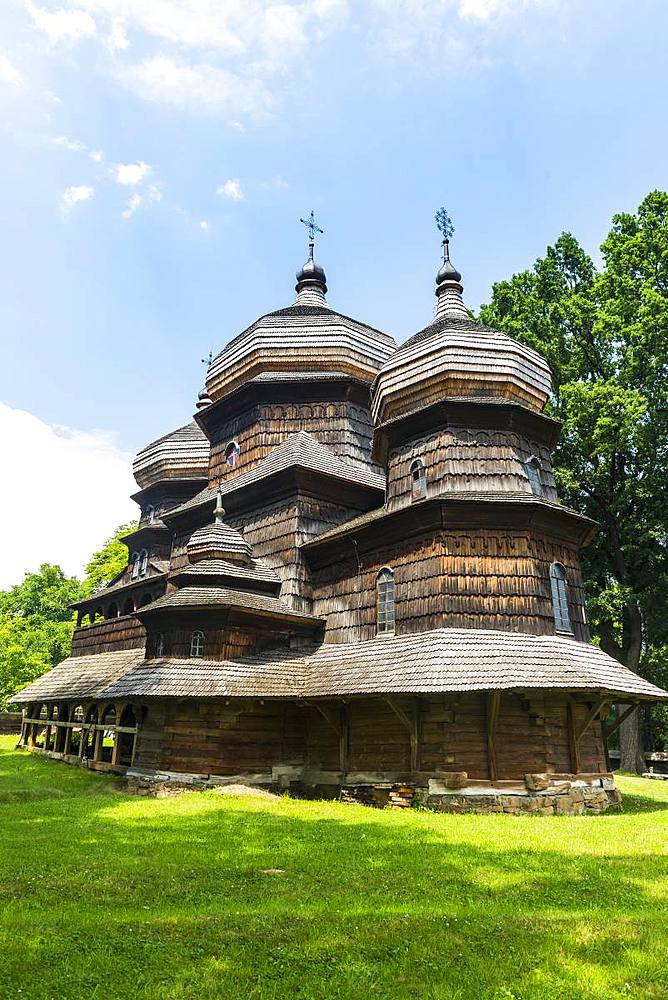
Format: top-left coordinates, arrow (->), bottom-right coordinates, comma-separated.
372,397 -> 561,463
162,464 -> 384,529
195,373 -> 371,437
72,572 -> 168,611
136,600 -> 325,633
130,478 -> 208,506
301,493 -> 598,568
120,521 -> 171,547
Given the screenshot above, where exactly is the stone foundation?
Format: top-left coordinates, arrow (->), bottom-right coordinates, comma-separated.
124,766 -> 621,814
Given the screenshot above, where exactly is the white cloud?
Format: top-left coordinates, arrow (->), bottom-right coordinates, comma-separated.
89,149 -> 104,162
217,178 -> 243,201
118,56 -> 273,117
108,15 -> 129,50
51,134 -> 86,152
60,184 -> 94,214
121,191 -> 142,218
199,219 -> 209,230
0,54 -> 24,87
26,1 -> 97,44
115,160 -> 151,184
0,402 -> 136,588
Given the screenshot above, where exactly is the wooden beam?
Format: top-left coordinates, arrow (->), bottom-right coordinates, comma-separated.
385,696 -> 421,772
567,701 -> 580,774
310,702 -> 342,737
603,703 -> 639,741
486,691 -> 500,782
576,700 -> 609,743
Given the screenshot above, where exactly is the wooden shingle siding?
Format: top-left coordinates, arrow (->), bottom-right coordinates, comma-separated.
310,529 -> 587,643
387,426 -> 557,508
71,617 -> 146,656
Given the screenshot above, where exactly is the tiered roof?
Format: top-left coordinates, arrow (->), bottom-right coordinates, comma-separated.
133,421 -> 209,489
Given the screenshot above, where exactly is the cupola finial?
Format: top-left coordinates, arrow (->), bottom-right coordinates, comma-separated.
214,483 -> 225,524
295,210 -> 328,304
433,206 -> 467,321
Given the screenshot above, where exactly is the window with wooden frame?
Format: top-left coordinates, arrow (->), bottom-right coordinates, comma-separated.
376,568 -> 395,635
549,562 -> 573,633
156,632 -> 166,657
190,629 -> 205,657
524,455 -> 543,496
145,504 -> 155,524
225,441 -> 240,468
139,549 -> 149,576
130,551 -> 140,579
410,458 -> 427,501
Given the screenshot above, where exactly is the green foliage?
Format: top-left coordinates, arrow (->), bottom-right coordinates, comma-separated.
481,192 -> 668,751
1,740 -> 668,999
80,521 -> 136,598
0,524 -> 135,709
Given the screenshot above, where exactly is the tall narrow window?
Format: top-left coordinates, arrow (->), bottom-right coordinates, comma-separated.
524,456 -> 543,496
145,504 -> 155,524
190,630 -> 205,657
550,562 -> 572,633
156,632 -> 165,657
139,549 -> 149,576
225,441 -> 240,468
130,551 -> 139,579
376,568 -> 395,635
410,459 -> 427,501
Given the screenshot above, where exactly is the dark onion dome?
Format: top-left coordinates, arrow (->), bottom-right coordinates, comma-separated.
204,256 -> 396,402
132,421 -> 209,489
195,388 -> 212,410
371,243 -> 552,425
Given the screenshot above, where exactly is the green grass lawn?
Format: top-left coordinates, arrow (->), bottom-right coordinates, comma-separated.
1,736 -> 668,1000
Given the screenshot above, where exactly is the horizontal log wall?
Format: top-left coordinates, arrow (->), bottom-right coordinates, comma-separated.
71,615 -> 146,656
159,699 -> 306,776
311,528 -> 588,642
146,693 -> 608,781
145,622 -> 291,660
387,426 -> 558,508
209,401 -> 378,482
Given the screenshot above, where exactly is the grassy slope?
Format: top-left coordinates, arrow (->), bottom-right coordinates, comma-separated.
1,737 -> 667,1000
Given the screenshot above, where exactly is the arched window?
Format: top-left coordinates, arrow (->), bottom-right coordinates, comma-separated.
376,568 -> 395,635
139,592 -> 152,608
550,562 -> 572,633
139,549 -> 149,576
94,606 -> 104,623
225,441 -> 240,468
190,630 -> 205,657
130,551 -> 140,579
145,504 -> 155,524
410,459 -> 427,501
107,602 -> 119,619
156,632 -> 166,657
524,456 -> 543,496
122,597 -> 135,616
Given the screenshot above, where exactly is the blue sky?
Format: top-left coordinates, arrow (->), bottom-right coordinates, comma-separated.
0,0 -> 667,585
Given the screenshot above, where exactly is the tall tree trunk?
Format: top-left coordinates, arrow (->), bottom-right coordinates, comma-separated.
618,706 -> 645,774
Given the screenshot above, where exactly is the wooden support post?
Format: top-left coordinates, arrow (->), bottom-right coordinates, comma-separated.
311,702 -> 348,774
567,701 -> 580,775
111,729 -> 121,766
486,691 -> 500,782
385,696 -> 421,773
63,723 -> 72,756
576,700 -> 609,743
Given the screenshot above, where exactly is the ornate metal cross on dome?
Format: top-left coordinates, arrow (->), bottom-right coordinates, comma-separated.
300,209 -> 324,260
435,207 -> 455,245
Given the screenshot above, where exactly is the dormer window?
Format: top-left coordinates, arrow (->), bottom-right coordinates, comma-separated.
525,456 -> 543,496
410,459 -> 427,501
550,562 -> 573,633
145,504 -> 155,524
190,630 -> 205,657
139,549 -> 149,576
376,568 -> 395,635
130,551 -> 140,579
225,441 -> 240,468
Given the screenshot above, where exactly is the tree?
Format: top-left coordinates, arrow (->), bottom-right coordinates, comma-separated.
480,192 -> 668,772
0,564 -> 81,709
80,522 -> 136,597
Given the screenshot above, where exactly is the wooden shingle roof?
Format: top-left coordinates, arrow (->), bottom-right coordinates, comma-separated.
133,421 -> 209,490
14,629 -> 667,704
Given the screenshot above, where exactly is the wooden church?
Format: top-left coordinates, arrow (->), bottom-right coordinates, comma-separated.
15,217 -> 667,813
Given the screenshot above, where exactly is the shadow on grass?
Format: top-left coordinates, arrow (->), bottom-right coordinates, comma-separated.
2,743 -> 668,999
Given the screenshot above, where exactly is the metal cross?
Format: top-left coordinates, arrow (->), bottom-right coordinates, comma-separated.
435,207 -> 455,243
300,210 -> 324,258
